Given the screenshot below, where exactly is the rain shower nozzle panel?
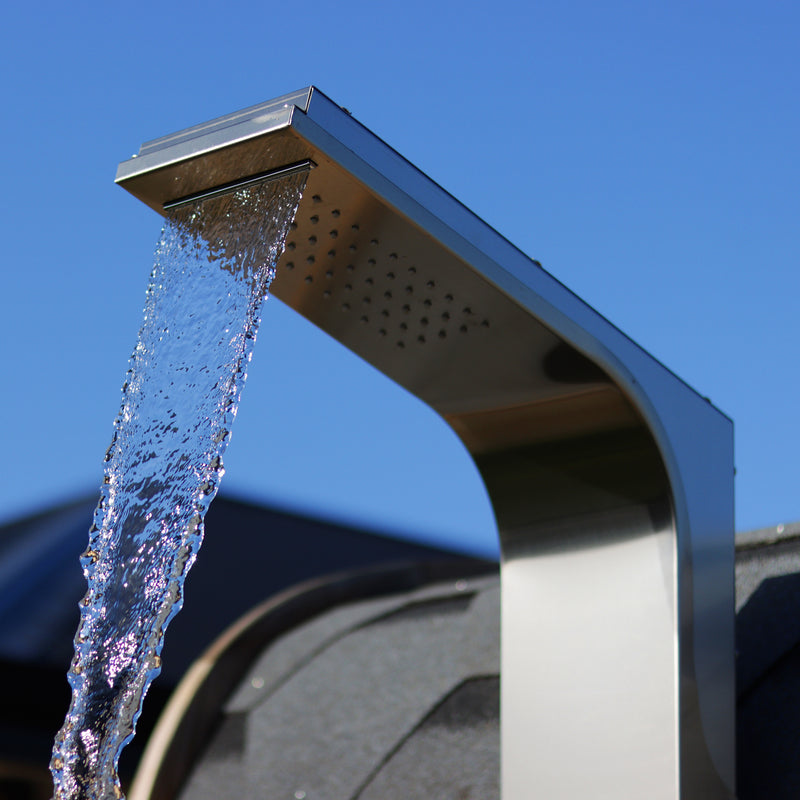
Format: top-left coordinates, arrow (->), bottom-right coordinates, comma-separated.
117,86 -> 736,799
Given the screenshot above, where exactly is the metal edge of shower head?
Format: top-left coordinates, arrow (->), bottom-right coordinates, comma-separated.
115,87 -> 315,213
118,87 -> 313,176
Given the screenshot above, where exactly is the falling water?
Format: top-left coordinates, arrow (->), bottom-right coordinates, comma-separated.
50,172 -> 306,800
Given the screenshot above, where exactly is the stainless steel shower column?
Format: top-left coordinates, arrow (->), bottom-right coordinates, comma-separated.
117,87 -> 736,799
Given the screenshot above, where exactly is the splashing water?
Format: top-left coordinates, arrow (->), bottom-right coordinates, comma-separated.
50,173 -> 305,800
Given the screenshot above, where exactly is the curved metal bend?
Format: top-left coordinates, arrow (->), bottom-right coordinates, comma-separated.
117,86 -> 735,799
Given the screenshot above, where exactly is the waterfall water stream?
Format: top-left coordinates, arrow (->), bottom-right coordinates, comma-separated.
50,172 -> 305,800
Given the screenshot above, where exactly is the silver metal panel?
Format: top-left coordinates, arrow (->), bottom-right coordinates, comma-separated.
117,87 -> 736,799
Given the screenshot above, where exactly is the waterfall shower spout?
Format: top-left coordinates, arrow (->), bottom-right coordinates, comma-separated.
162,159 -> 315,211
117,86 -> 736,800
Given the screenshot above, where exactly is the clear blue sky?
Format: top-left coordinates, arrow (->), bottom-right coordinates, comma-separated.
1,1 -> 798,557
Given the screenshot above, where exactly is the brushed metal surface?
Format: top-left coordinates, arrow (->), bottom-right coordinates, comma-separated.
117,87 -> 736,799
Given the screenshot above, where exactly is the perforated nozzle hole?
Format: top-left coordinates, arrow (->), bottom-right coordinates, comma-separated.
281,207 -> 494,349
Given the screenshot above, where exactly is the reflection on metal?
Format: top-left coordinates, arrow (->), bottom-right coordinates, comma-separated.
117,87 -> 736,799
162,159 -> 316,210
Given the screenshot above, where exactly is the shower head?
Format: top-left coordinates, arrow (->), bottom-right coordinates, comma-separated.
117,87 -> 735,799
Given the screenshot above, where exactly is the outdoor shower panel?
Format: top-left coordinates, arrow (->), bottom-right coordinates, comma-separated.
117,87 -> 736,799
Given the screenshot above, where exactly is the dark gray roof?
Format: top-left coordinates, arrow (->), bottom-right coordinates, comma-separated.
0,495 -> 480,683
148,570 -> 500,800
1,496 -> 800,799
735,522 -> 800,799
136,521 -> 800,800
